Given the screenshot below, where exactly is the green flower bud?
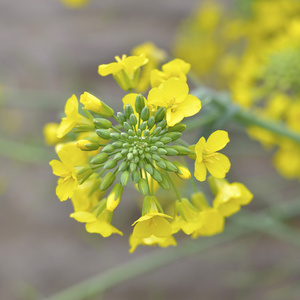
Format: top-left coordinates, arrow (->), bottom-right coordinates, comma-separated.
103,159 -> 118,169
155,141 -> 164,147
150,146 -> 158,151
164,160 -> 178,172
143,129 -> 150,136
135,94 -> 145,114
130,162 -> 137,171
121,149 -> 129,155
154,107 -> 166,123
132,170 -> 140,183
158,173 -> 170,191
151,168 -> 162,182
164,147 -> 179,156
128,129 -> 134,136
121,170 -> 130,186
110,132 -> 120,140
76,140 -> 100,151
140,122 -> 147,131
145,164 -> 154,174
100,172 -> 116,191
124,103 -> 134,119
123,122 -> 131,131
121,132 -> 129,139
117,112 -> 126,124
172,145 -> 191,156
136,129 -> 142,137
166,132 -> 182,141
93,118 -> 112,129
157,148 -> 167,155
157,120 -> 167,129
118,161 -> 128,171
138,178 -> 149,196
152,154 -> 161,161
156,159 -> 166,169
129,114 -> 138,126
152,127 -> 162,136
114,153 -> 124,161
127,152 -> 134,160
102,144 -> 115,153
168,123 -> 187,132
95,129 -> 111,140
160,136 -> 172,144
90,152 -> 109,164
147,116 -> 155,129
140,106 -> 150,121
150,136 -> 159,142
112,141 -> 123,148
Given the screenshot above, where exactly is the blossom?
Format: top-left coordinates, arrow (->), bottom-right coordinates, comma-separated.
49,142 -> 88,201
209,177 -> 253,217
98,54 -> 148,91
43,122 -> 64,146
70,209 -> 123,237
150,58 -> 191,88
147,77 -> 201,126
57,95 -> 91,138
194,130 -> 230,182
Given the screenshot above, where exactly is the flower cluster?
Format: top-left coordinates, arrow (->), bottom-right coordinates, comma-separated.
46,47 -> 252,252
173,0 -> 300,181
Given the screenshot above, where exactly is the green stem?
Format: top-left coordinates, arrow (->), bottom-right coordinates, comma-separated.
165,171 -> 182,201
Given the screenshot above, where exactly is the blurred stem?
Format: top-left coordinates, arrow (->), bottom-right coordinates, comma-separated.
0,137 -> 52,164
44,198 -> 300,300
189,87 -> 300,144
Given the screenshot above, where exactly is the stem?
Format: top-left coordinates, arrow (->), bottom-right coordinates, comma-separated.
165,171 -> 182,201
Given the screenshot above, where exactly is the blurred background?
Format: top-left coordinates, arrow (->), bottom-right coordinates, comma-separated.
1,0 -> 300,299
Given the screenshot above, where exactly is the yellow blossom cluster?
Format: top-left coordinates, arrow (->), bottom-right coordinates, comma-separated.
45,43 -> 252,252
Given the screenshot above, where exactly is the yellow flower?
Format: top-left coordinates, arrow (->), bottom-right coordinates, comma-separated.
49,142 -> 88,201
70,209 -> 123,237
129,233 -> 176,253
57,95 -> 91,138
80,92 -> 114,117
98,54 -> 149,91
209,177 -> 253,217
60,0 -> 89,9
194,130 -> 230,182
43,122 -> 65,146
131,42 -> 167,92
147,77 -> 201,126
150,58 -> 191,88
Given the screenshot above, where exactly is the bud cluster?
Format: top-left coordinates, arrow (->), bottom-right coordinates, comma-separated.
88,94 -> 190,194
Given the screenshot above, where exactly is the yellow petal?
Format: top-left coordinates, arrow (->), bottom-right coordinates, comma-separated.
70,211 -> 97,223
206,130 -> 230,153
65,94 -> 79,117
175,94 -> 201,117
148,87 -> 167,107
98,62 -> 123,76
195,137 -> 206,163
49,160 -> 70,177
85,220 -> 123,237
161,78 -> 189,104
194,161 -> 207,182
57,117 -> 76,138
166,109 -> 184,127
213,196 -> 241,217
151,216 -> 173,238
56,177 -> 77,201
205,153 -> 231,178
232,183 -> 253,205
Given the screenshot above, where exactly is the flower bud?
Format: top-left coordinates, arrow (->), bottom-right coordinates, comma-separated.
168,123 -> 187,132
156,159 -> 167,169
140,121 -> 147,131
152,154 -> 161,162
151,168 -> 162,182
104,159 -> 118,169
110,132 -> 120,140
152,127 -> 162,136
158,173 -> 170,191
93,118 -> 112,129
106,183 -> 123,212
173,161 -> 191,179
124,104 -> 134,119
164,160 -> 178,172
102,144 -> 115,153
138,178 -> 149,196
132,170 -> 140,183
100,172 -> 116,191
75,165 -> 93,184
140,107 -> 150,121
80,92 -> 114,117
112,141 -> 123,148
157,148 -> 167,155
171,145 -> 191,156
76,139 -> 100,151
117,112 -> 126,124
90,152 -> 109,164
135,94 -> 145,114
147,116 -> 155,129
95,129 -> 111,140
157,120 -> 167,129
145,164 -> 154,174
114,153 -> 124,161
164,147 -> 178,156
118,161 -> 128,171
154,107 -> 166,123
129,114 -> 138,126
120,170 -> 130,186
123,122 -> 131,131
166,132 -> 182,141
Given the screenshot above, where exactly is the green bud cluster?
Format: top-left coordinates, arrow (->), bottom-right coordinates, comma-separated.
89,94 -> 191,193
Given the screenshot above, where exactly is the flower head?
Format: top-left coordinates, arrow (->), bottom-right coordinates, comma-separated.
194,130 -> 230,181
148,77 -> 201,126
